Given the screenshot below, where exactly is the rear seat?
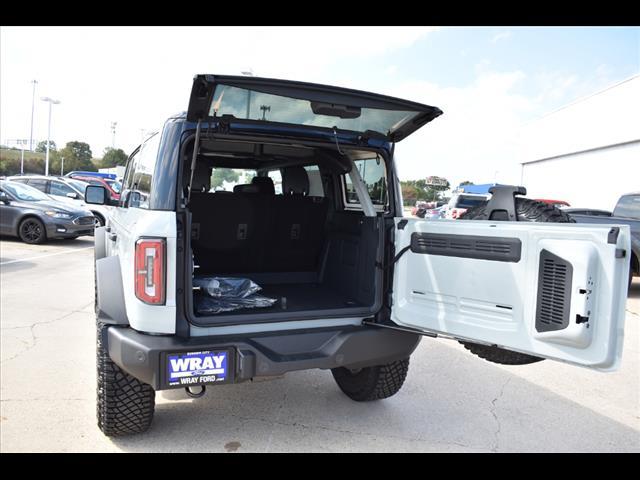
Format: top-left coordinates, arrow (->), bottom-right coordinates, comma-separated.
190,165 -> 327,274
265,167 -> 328,272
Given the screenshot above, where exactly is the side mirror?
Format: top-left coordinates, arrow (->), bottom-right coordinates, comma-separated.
85,185 -> 107,205
66,192 -> 79,199
0,191 -> 10,204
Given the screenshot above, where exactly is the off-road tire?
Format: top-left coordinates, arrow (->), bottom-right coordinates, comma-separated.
97,322 -> 155,436
332,358 -> 410,401
457,197 -> 575,365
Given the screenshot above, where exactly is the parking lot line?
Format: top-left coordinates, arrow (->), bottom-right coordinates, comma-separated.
0,246 -> 94,266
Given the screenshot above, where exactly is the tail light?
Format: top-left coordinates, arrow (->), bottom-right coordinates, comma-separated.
135,238 -> 166,305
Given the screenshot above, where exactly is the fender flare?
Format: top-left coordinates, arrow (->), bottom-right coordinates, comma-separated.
96,255 -> 129,326
95,226 -> 107,260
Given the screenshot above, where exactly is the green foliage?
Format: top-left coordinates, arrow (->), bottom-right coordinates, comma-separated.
460,180 -> 474,186
100,148 -> 128,168
35,140 -> 57,153
211,168 -> 240,189
400,176 -> 451,205
0,148 -> 47,176
58,141 -> 96,173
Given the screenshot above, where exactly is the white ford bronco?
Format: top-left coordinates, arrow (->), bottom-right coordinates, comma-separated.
86,75 -> 631,436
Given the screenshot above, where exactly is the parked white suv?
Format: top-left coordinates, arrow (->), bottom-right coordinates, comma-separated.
86,74 -> 631,436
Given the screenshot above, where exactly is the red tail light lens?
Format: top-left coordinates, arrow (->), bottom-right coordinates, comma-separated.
135,238 -> 166,305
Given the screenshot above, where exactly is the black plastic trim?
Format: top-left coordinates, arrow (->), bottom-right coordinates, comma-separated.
95,256 -> 129,326
106,324 -> 421,390
410,232 -> 522,263
535,249 -> 573,333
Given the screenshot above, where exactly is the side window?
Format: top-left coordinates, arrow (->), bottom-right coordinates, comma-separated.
126,133 -> 160,209
11,178 -> 28,184
614,195 -> 640,219
49,181 -> 75,196
267,169 -> 283,194
304,165 -> 324,197
26,178 -> 48,193
342,157 -> 387,209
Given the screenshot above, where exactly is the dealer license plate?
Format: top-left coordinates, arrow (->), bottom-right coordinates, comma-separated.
166,350 -> 232,387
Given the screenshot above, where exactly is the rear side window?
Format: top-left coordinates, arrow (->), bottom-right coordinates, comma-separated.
26,178 -> 48,192
614,195 -> 640,219
49,181 -> 75,196
126,133 -> 161,209
343,157 -> 387,208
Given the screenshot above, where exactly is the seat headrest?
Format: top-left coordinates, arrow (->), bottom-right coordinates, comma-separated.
251,176 -> 275,195
191,162 -> 211,192
282,167 -> 309,195
233,184 -> 260,194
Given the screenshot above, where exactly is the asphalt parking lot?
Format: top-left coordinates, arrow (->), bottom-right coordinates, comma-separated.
1,236 -> 638,452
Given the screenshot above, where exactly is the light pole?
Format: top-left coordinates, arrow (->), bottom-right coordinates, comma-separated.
241,70 -> 254,119
29,80 -> 38,151
41,96 -> 60,176
60,157 -> 64,176
111,121 -> 117,149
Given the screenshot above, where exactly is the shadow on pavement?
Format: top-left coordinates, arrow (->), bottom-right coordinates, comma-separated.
109,344 -> 640,453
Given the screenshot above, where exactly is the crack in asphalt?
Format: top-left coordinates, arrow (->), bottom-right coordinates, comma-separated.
489,377 -> 511,453
147,406 -> 489,452
0,302 -> 93,365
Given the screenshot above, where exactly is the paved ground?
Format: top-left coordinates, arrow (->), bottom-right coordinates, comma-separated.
1,236 -> 638,452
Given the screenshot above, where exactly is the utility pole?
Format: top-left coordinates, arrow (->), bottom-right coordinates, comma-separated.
61,157 -> 64,176
29,80 -> 37,151
111,122 -> 117,149
41,96 -> 60,177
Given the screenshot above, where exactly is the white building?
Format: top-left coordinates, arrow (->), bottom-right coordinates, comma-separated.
518,75 -> 639,211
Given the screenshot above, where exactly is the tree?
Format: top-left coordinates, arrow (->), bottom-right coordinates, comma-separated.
211,168 -> 240,189
460,180 -> 474,186
100,148 -> 128,168
58,141 -> 95,172
35,140 -> 57,153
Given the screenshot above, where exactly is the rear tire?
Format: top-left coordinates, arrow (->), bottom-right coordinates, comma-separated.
458,197 -> 575,366
332,358 -> 410,401
97,322 -> 155,436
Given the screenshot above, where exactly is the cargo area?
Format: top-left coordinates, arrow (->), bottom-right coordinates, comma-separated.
184,137 -> 386,324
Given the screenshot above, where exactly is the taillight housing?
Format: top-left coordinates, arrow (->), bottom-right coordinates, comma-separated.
135,238 -> 166,305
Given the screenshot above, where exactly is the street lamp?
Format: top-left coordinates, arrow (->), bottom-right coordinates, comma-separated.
29,80 -> 38,151
41,96 -> 60,176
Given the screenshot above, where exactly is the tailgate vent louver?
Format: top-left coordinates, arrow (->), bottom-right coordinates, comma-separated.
410,233 -> 521,262
535,249 -> 572,332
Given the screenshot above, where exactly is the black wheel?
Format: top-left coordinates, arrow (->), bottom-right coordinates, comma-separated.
92,213 -> 105,228
97,322 -> 155,436
332,358 -> 410,401
457,197 -> 575,366
18,217 -> 46,244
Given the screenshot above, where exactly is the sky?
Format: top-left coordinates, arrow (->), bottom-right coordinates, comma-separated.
1,26 -> 638,187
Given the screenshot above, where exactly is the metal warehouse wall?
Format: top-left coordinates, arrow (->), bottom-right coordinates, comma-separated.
518,75 -> 640,210
521,140 -> 639,210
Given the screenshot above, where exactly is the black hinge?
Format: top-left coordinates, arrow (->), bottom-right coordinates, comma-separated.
608,227 -> 620,245
397,219 -> 408,230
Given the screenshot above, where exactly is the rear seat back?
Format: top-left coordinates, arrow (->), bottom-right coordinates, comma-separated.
266,167 -> 328,272
190,167 -> 327,274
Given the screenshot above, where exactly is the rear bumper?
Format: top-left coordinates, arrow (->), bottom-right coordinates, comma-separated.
106,325 -> 421,391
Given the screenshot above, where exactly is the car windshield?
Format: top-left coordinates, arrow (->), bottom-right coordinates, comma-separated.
67,179 -> 90,196
209,84 -> 419,138
106,180 -> 121,193
2,181 -> 51,201
456,195 -> 487,208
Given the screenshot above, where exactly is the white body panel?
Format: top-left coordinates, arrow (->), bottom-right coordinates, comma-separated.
108,207 -> 177,334
391,218 -> 630,371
